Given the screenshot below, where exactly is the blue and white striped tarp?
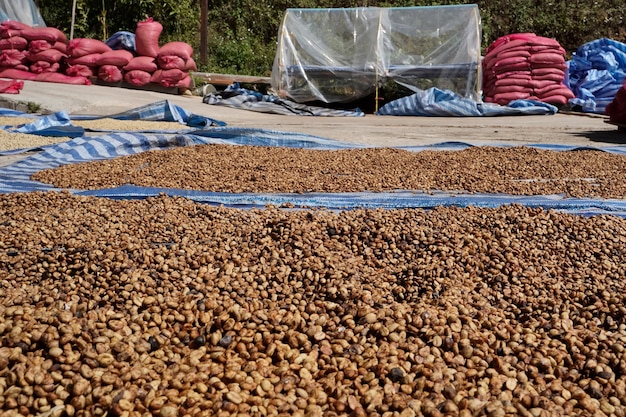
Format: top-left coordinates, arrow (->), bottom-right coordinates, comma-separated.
1,129 -> 626,216
1,100 -> 226,140
566,38 -> 626,114
203,83 -> 365,117
377,87 -> 558,116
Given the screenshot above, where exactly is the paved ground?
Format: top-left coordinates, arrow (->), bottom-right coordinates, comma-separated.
1,80 -> 625,148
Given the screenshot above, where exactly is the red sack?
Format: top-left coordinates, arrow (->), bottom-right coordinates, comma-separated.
156,54 -> 186,70
485,33 -> 537,54
527,79 -> 558,89
35,72 -> 91,85
606,86 -> 626,123
483,47 -> 531,69
135,17 -> 162,57
531,67 -> 565,77
184,57 -> 197,72
529,52 -> 565,65
491,85 -> 533,94
530,61 -> 567,70
0,50 -> 26,67
0,64 -> 29,72
0,20 -> 31,31
490,56 -> 529,70
20,27 -> 67,44
175,75 -> 192,89
29,39 -> 53,53
53,42 -> 68,54
0,21 -> 30,39
65,64 -> 96,77
150,68 -> 185,87
124,69 -> 152,86
97,49 -> 134,67
66,53 -> 102,66
123,56 -> 157,72
539,94 -> 569,105
0,36 -> 28,50
494,73 -> 533,82
529,45 -> 566,55
536,86 -> 574,100
528,36 -> 562,48
0,68 -> 37,80
157,42 -> 193,60
98,64 -> 123,82
67,38 -> 111,57
492,62 -> 531,73
492,91 -> 531,105
28,48 -> 66,63
30,61 -> 60,74
0,79 -> 24,94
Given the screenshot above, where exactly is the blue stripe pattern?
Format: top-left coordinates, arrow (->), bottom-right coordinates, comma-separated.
376,88 -> 558,116
203,83 -> 365,117
1,130 -> 625,216
1,100 -> 226,142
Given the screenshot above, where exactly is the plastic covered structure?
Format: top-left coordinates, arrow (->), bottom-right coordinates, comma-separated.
271,5 -> 482,105
0,0 -> 46,27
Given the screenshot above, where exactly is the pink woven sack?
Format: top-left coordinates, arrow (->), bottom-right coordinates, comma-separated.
176,75 -> 192,88
0,68 -> 36,80
529,52 -> 565,65
0,79 -> 24,94
66,53 -> 102,66
65,64 -> 96,77
124,70 -> 152,86
184,57 -> 197,72
28,40 -> 53,53
97,50 -> 134,67
20,27 -> 67,44
123,56 -> 157,72
98,65 -> 123,82
150,68 -> 185,87
492,91 -> 532,104
0,36 -> 28,50
0,50 -> 26,67
35,72 -> 91,85
0,21 -> 31,39
157,54 -> 186,70
135,17 -> 162,57
67,38 -> 111,57
28,48 -> 66,64
157,42 -> 193,60
30,61 -> 60,74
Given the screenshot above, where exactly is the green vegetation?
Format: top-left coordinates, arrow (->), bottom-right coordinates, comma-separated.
37,0 -> 626,76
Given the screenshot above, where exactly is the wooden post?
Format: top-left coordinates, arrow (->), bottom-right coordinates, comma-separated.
200,0 -> 208,67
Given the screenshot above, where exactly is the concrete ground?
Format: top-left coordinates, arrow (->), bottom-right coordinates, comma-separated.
1,80 -> 625,149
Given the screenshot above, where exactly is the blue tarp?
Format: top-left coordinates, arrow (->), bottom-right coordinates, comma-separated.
566,38 -> 626,114
205,84 -> 559,117
0,100 -> 225,140
1,128 -> 625,216
105,31 -> 136,53
376,87 -> 558,116
203,83 -> 365,116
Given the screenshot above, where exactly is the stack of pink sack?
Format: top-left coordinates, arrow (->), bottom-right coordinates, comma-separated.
66,38 -> 135,84
0,20 -> 90,85
66,18 -> 195,89
482,33 -> 574,106
124,17 -> 195,89
0,18 -> 195,91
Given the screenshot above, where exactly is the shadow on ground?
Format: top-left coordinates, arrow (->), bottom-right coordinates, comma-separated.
571,129 -> 626,144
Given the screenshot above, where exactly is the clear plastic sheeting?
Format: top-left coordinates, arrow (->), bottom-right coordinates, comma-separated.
271,5 -> 482,104
0,0 -> 45,27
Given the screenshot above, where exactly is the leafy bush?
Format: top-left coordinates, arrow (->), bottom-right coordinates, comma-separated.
37,0 -> 626,75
